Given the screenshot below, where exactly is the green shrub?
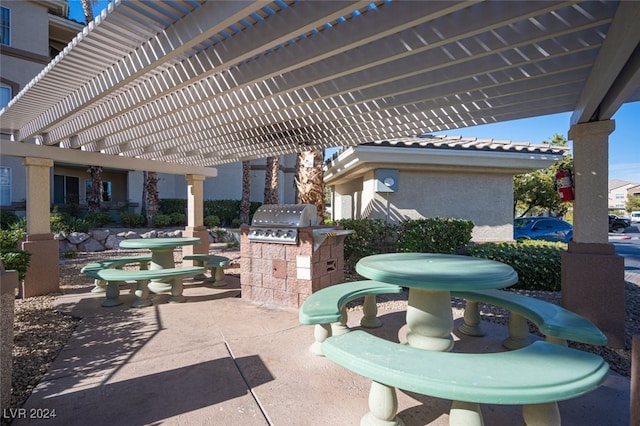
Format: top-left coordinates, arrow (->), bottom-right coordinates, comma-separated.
159,199 -> 186,215
169,212 -> 186,226
467,240 -> 565,291
63,250 -> 79,259
8,217 -> 26,233
50,210 -> 72,233
0,228 -> 24,252
204,200 -> 239,226
67,218 -> 90,233
396,218 -> 474,254
204,215 -> 221,228
152,214 -> 172,227
84,212 -> 113,227
0,228 -> 31,281
231,218 -> 242,228
336,219 -> 398,271
0,251 -> 31,281
119,211 -> 145,228
0,211 -> 19,230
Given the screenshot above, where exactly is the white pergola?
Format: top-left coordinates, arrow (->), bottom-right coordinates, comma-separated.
1,0 -> 639,345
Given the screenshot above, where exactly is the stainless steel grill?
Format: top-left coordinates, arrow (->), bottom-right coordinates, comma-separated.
248,204 -> 318,244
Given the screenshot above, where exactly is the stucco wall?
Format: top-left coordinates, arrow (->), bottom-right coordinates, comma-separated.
1,2 -> 50,88
333,170 -> 514,242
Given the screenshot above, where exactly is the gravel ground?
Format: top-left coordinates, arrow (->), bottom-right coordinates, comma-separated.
8,248 -> 639,414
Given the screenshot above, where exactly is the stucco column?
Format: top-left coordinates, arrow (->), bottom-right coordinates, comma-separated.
563,120 -> 624,348
182,174 -> 209,262
1,264 -> 19,411
21,157 -> 59,297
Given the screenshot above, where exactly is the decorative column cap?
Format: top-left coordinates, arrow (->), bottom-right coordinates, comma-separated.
568,120 -> 615,140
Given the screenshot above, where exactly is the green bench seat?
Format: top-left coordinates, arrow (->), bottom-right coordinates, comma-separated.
322,330 -> 609,426
452,289 -> 607,349
182,254 -> 230,285
81,256 -> 153,307
299,280 -> 404,355
90,266 -> 205,308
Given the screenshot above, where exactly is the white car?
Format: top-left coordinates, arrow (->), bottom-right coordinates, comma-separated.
631,211 -> 640,224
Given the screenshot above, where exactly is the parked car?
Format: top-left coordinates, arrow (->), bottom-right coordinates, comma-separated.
513,217 -> 573,243
608,214 -> 630,233
631,211 -> 640,224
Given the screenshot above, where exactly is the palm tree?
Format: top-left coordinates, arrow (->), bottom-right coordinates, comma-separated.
240,160 -> 251,224
81,0 -> 104,213
144,172 -> 160,225
295,150 -> 325,223
264,156 -> 279,204
86,165 -> 103,213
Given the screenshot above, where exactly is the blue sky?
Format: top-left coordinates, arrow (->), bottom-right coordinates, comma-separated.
69,1 -> 639,184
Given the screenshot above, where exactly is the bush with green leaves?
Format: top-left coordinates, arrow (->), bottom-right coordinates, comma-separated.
231,218 -> 242,228
50,210 -> 72,233
169,212 -> 186,226
204,200 -> 239,226
0,228 -> 31,281
152,214 -> 172,227
84,212 -> 113,228
50,210 -> 91,233
159,198 -> 187,215
466,240 -> 565,291
67,218 -> 91,233
204,215 -> 221,228
396,218 -> 474,254
0,211 -> 19,230
336,218 -> 398,271
119,211 -> 146,228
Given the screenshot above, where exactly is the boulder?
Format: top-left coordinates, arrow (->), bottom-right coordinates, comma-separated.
78,238 -> 105,252
58,240 -> 76,255
90,229 -> 110,242
67,232 -> 90,245
104,235 -> 123,250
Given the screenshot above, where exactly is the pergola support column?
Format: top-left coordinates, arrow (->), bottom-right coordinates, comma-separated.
182,174 -> 209,264
21,157 -> 59,298
562,120 -> 625,348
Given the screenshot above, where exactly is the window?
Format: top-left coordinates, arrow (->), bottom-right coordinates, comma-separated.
0,167 -> 11,206
53,175 -> 79,204
0,85 -> 11,110
0,7 -> 10,46
85,180 -> 112,202
615,193 -> 625,199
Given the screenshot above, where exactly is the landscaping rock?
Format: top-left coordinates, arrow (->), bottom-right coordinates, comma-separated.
90,229 -> 110,241
66,232 -> 90,245
104,235 -> 122,250
77,238 -> 105,253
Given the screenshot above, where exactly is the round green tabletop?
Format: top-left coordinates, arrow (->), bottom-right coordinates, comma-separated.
356,253 -> 518,291
119,237 -> 201,249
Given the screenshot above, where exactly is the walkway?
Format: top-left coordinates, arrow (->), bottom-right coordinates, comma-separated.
14,276 -> 631,425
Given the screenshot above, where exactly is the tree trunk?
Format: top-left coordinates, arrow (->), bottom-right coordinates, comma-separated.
240,160 -> 251,224
264,157 -> 279,204
80,0 -> 95,24
145,172 -> 159,225
296,150 -> 325,223
86,166 -> 103,213
141,171 -> 148,223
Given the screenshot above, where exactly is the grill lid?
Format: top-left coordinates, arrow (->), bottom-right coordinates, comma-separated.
251,204 -> 318,228
249,204 -> 318,244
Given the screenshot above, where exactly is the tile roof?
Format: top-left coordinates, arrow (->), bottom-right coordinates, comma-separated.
363,135 -> 569,155
326,135 -> 569,164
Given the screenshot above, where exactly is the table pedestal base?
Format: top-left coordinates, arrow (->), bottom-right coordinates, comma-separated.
406,288 -> 454,352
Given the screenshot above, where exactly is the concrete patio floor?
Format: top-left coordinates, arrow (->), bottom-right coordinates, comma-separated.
14,276 -> 631,425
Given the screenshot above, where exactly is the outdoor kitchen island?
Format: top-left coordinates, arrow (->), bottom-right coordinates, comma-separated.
240,204 -> 351,308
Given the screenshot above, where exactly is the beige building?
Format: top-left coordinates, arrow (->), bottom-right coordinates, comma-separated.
325,136 -> 567,242
608,179 -> 640,211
